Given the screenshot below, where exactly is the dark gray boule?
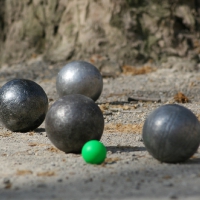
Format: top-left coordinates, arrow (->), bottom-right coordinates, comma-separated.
45,94 -> 104,153
0,79 -> 48,132
56,61 -> 103,101
142,104 -> 200,163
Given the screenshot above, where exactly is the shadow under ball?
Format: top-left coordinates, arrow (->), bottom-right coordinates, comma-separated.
56,61 -> 103,101
142,104 -> 200,163
0,79 -> 48,132
45,94 -> 104,153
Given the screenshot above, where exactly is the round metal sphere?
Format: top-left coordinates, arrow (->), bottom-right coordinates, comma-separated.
142,104 -> 200,163
56,61 -> 103,101
0,79 -> 48,132
45,94 -> 104,153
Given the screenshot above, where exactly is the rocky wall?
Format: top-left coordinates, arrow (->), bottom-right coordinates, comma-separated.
0,0 -> 200,71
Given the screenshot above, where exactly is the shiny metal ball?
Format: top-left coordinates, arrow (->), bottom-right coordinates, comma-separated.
142,104 -> 200,163
45,94 -> 104,153
56,61 -> 103,101
0,79 -> 48,132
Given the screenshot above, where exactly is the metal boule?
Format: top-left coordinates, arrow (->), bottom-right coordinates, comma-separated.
56,61 -> 103,101
142,104 -> 200,163
45,94 -> 104,153
0,79 -> 48,132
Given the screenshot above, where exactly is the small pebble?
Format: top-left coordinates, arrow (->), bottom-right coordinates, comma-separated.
37,183 -> 47,188
135,183 -> 140,190
169,193 -> 178,199
104,111 -> 112,115
3,178 -> 10,184
163,182 -> 174,187
135,135 -> 143,142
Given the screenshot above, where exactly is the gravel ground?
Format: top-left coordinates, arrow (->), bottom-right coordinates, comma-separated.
1,61 -> 200,200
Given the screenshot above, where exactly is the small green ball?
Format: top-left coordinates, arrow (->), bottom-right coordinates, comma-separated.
81,140 -> 107,164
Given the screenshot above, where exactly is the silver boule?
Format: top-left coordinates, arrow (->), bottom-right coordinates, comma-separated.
142,104 -> 200,163
56,61 -> 103,101
0,79 -> 48,132
45,94 -> 104,153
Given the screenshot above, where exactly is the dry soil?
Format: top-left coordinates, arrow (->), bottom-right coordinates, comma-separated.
0,61 -> 200,200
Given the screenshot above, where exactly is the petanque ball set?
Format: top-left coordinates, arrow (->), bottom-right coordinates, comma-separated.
0,60 -> 200,164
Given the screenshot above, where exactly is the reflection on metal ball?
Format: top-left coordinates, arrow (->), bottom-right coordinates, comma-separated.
56,61 -> 103,101
0,79 -> 48,132
142,104 -> 200,163
45,94 -> 104,153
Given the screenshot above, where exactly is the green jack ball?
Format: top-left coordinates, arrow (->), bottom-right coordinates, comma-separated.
82,140 -> 107,164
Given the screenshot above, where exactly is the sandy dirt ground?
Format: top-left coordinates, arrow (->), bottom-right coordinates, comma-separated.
1,61 -> 200,200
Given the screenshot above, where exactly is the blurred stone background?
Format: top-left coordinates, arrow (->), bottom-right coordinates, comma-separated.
0,0 -> 200,73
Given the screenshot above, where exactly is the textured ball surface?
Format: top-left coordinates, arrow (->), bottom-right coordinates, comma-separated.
45,94 -> 104,153
82,140 -> 107,164
56,61 -> 103,101
0,79 -> 48,132
142,104 -> 200,163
